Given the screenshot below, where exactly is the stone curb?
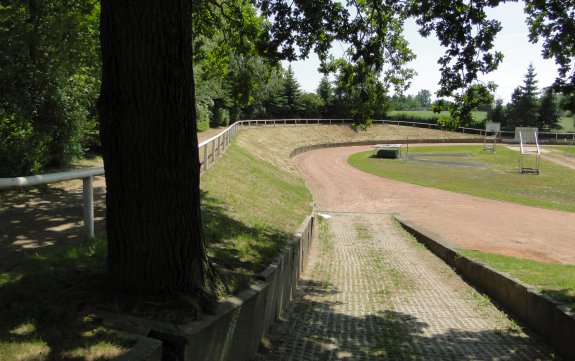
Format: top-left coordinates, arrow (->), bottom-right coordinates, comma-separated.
395,215 -> 575,359
288,138 -> 484,158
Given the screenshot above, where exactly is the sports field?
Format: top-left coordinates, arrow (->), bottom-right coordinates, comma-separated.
348,145 -> 575,212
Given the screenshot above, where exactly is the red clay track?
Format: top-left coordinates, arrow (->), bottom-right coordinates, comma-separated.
296,145 -> 575,264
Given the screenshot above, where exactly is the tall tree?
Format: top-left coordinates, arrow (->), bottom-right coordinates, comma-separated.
415,89 -> 432,108
488,98 -> 507,127
508,64 -> 540,127
538,88 -> 560,130
281,65 -> 303,118
316,75 -> 333,118
99,0 -> 215,298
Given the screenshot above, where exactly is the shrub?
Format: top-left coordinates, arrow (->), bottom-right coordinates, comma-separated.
196,102 -> 211,132
212,107 -> 230,128
0,111 -> 47,176
437,115 -> 459,131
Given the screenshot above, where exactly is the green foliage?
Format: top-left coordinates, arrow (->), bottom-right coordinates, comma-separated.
280,65 -> 303,118
196,102 -> 211,132
449,83 -> 495,127
0,0 -> 100,175
488,98 -> 506,127
525,0 -> 575,113
0,111 -> 45,176
316,76 -> 334,117
538,88 -> 561,130
299,92 -> 324,118
415,89 -> 432,108
437,114 -> 458,130
507,64 -> 540,128
410,0 -> 504,97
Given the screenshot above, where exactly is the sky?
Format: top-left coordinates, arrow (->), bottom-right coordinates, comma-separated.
284,2 -> 559,103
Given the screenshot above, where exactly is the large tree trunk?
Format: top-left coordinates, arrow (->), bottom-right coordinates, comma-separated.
98,0 -> 212,296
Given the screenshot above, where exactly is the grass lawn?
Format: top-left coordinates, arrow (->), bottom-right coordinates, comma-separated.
348,145 -> 575,212
544,145 -> 575,156
458,250 -> 575,309
387,110 -> 488,123
558,116 -> 575,132
0,239 -> 132,361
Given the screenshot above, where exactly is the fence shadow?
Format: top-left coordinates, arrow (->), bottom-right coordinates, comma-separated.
0,180 -> 106,271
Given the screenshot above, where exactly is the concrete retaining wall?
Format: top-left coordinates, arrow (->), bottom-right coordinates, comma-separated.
106,215 -> 314,361
288,138 -> 484,158
396,216 -> 575,359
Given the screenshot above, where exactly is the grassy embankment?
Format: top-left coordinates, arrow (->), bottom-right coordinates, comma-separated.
348,144 -> 575,309
0,135 -> 311,360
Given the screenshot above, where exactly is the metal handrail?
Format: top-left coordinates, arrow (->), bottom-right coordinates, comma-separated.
0,168 -> 105,240
0,121 -> 243,240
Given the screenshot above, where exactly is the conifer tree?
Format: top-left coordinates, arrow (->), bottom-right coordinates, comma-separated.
507,64 -> 540,127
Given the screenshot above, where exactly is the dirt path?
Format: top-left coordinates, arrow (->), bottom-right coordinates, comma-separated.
296,145 -> 575,264
259,214 -> 554,360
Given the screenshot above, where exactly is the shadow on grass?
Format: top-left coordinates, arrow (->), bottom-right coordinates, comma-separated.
258,279 -> 557,360
0,182 -> 107,272
0,239 -> 132,360
0,187 -> 294,358
200,190 -> 292,295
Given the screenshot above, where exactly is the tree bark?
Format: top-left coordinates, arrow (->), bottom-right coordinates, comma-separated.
99,0 -> 212,296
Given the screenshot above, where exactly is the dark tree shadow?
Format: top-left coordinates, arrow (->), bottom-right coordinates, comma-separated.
0,180 -> 107,272
256,278 -> 559,360
200,190 -> 293,294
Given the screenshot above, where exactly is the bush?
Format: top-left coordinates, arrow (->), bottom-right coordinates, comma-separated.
384,113 -> 438,125
0,111 -> 47,177
196,102 -> 211,132
212,107 -> 230,128
437,115 -> 459,131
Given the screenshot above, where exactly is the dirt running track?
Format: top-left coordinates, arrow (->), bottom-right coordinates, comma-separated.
296,145 -> 575,264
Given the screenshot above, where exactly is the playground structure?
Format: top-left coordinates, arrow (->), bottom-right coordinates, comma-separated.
517,127 -> 541,174
483,122 -> 500,152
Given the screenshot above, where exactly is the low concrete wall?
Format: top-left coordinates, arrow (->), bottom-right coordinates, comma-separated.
105,215 -> 314,361
288,138 -> 484,158
396,216 -> 575,359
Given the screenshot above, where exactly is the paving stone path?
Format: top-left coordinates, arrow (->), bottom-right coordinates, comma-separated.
259,213 -> 555,360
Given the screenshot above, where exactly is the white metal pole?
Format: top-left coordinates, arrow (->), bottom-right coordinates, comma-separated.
83,176 -> 95,240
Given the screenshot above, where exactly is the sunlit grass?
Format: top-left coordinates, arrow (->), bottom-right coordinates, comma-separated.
459,250 -> 575,309
387,110 -> 487,122
201,140 -> 312,295
348,145 -> 575,212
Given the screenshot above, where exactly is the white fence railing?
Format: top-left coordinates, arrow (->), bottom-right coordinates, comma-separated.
0,122 -> 243,240
238,118 -> 575,141
0,168 -> 105,240
2,118 -> 574,241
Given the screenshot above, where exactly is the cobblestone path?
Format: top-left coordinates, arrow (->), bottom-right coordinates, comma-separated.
259,213 -> 555,360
